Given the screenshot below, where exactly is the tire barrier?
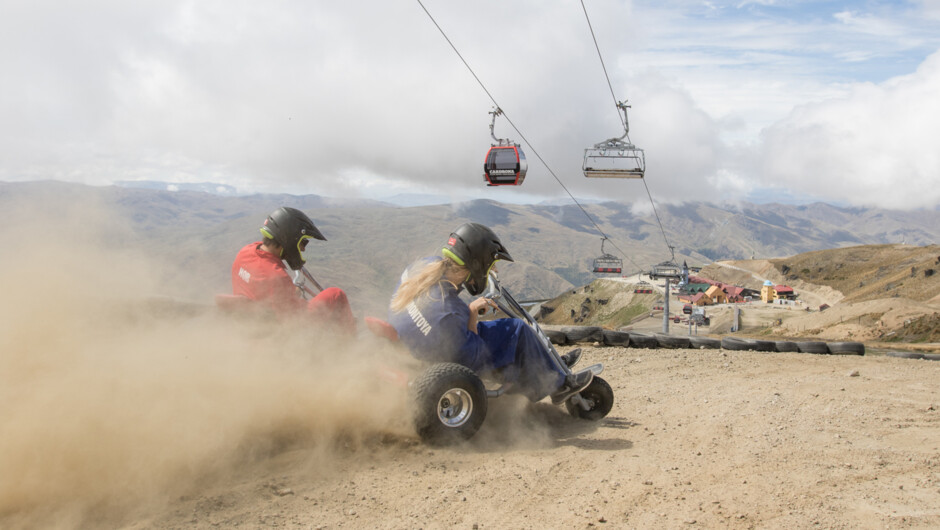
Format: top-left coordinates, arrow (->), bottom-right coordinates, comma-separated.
721,336 -> 757,351
689,336 -> 722,349
544,326 -> 895,359
796,341 -> 830,354
628,332 -> 659,349
544,329 -> 568,346
753,340 -> 777,352
886,351 -> 925,360
601,329 -> 631,347
561,326 -> 604,344
827,341 -> 865,356
654,333 -> 691,349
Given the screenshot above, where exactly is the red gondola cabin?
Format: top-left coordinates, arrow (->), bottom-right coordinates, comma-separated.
484,144 -> 527,186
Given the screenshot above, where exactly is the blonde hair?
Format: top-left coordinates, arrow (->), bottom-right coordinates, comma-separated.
390,258 -> 467,313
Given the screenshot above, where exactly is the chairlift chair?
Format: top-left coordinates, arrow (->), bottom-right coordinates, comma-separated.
483,107 -> 527,186
583,101 -> 645,179
649,260 -> 682,280
592,238 -> 623,274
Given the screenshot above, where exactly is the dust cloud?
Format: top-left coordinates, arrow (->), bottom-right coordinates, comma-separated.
0,199 -> 412,528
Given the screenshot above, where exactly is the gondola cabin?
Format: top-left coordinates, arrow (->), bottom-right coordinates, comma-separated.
484,144 -> 527,186
592,254 -> 623,274
583,142 -> 645,178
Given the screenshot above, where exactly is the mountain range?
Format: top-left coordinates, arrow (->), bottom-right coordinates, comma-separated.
2,180 -> 937,319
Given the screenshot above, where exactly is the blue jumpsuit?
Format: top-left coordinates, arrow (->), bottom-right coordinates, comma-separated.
388,258 -> 566,401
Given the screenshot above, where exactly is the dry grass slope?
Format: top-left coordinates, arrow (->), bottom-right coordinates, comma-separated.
536,245 -> 940,346
769,244 -> 940,304
537,279 -> 658,329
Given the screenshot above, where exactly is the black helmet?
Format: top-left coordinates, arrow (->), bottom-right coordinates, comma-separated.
442,223 -> 513,295
259,206 -> 326,270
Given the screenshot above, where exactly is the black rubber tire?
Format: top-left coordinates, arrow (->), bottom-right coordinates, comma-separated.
412,363 -> 487,445
689,336 -> 721,349
753,340 -> 776,352
827,342 -> 865,356
564,376 -> 614,421
562,326 -> 605,344
721,336 -> 756,351
602,329 -> 631,347
544,329 -> 568,346
628,332 -> 659,349
796,341 -> 829,354
654,333 -> 691,349
774,341 -> 800,352
885,351 -> 925,360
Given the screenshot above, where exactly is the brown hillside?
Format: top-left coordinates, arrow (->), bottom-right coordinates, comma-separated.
543,245 -> 940,345
537,278 -> 659,329
768,244 -> 940,304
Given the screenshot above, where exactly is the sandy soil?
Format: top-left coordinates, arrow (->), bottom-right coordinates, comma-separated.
7,340 -> 938,530
2,234 -> 938,530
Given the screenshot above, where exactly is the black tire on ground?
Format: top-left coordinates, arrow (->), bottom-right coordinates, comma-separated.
602,329 -> 631,347
561,326 -> 605,344
689,336 -> 721,349
564,376 -> 614,421
544,329 -> 568,346
796,341 -> 829,354
827,341 -> 865,355
721,336 -> 756,351
753,340 -> 777,352
628,332 -> 659,349
774,341 -> 800,352
412,363 -> 487,445
654,333 -> 691,349
885,351 -> 925,360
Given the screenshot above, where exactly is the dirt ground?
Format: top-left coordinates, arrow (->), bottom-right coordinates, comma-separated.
2,238 -> 939,530
6,339 -> 939,530
163,348 -> 940,530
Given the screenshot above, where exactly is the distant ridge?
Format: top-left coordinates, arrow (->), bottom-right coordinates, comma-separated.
115,180 -> 239,195
1,180 -> 937,318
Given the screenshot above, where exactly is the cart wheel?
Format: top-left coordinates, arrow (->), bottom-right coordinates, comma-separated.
412,363 -> 487,445
565,376 -> 614,421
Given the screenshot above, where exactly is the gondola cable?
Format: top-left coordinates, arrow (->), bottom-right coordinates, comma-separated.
416,0 -> 644,273
580,0 -> 674,260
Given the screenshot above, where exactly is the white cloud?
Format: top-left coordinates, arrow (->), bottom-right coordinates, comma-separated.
755,50 -> 940,209
0,0 -> 939,210
922,0 -> 940,17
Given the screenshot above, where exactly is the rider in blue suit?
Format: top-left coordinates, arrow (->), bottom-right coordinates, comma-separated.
388,223 -> 589,403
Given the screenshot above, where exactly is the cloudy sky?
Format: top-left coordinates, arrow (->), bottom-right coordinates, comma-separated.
2,0 -> 939,209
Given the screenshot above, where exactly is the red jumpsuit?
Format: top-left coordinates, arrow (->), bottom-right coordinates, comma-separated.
231,242 -> 355,333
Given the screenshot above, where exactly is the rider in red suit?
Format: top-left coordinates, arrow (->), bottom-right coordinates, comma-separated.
231,206 -> 355,333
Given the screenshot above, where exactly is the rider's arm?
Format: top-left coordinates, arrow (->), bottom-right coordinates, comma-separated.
466,297 -> 494,334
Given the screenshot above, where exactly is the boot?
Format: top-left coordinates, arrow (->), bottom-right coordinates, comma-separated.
551,370 -> 593,405
560,348 -> 582,369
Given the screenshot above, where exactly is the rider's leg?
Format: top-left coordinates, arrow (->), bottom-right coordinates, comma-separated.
306,287 -> 356,335
477,319 -> 566,401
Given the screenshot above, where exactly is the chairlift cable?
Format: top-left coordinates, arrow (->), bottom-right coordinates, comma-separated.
416,0 -> 645,275
579,0 -> 626,133
580,0 -> 675,261
417,0 -> 665,272
642,178 -> 673,257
